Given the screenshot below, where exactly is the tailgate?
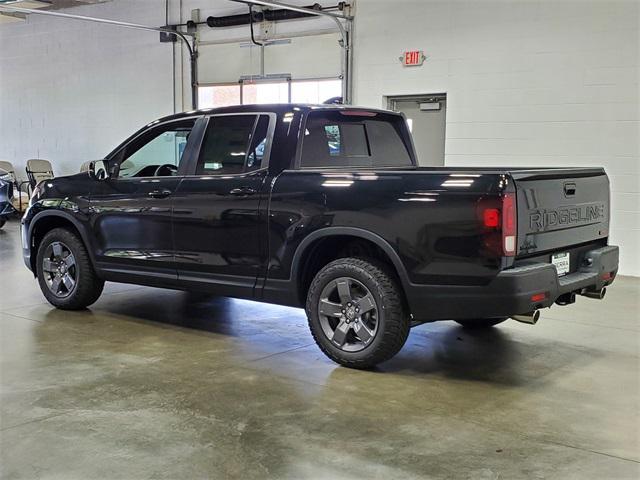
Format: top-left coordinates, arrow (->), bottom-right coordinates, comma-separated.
512,168 -> 609,256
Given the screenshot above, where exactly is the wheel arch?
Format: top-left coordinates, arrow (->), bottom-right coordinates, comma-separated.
28,210 -> 97,274
291,227 -> 411,305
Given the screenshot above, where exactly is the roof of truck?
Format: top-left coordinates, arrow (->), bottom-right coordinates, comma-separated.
153,104 -> 397,124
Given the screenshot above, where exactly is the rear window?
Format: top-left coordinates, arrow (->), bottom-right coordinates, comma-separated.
300,111 -> 414,168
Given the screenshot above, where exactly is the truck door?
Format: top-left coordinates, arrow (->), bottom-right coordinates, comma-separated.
88,118 -> 198,283
172,113 -> 274,298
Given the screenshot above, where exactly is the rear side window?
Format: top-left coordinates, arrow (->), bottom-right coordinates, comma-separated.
300,111 -> 413,168
196,114 -> 271,175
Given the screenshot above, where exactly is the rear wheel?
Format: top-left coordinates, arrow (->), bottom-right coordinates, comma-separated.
306,257 -> 410,369
455,318 -> 508,329
36,228 -> 104,310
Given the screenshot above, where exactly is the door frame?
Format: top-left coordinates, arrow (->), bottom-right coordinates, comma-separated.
385,93 -> 447,167
385,92 -> 447,112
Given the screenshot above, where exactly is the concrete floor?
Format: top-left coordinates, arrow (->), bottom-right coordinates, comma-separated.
0,219 -> 638,480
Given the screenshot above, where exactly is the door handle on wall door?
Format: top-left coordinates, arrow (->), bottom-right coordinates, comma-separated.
148,189 -> 173,199
229,186 -> 257,196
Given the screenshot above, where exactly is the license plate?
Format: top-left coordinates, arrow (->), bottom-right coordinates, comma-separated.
551,252 -> 570,276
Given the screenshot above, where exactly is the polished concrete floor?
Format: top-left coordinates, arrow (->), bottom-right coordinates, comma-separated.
0,219 -> 638,479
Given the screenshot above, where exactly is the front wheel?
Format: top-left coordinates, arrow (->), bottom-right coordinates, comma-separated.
306,257 -> 410,369
455,318 -> 508,329
36,228 -> 104,310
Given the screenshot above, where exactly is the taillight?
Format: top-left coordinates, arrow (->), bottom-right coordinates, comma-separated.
502,192 -> 516,257
483,209 -> 500,228
478,192 -> 517,257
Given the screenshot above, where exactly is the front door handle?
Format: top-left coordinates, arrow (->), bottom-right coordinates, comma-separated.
229,186 -> 257,196
148,189 -> 172,199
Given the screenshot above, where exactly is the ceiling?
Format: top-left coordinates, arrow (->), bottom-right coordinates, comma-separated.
0,0 -> 111,24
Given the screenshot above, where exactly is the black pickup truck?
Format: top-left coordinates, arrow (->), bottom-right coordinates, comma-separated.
21,104 -> 619,368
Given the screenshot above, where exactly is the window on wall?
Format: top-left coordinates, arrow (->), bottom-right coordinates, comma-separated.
243,82 -> 290,104
197,85 -> 241,109
291,79 -> 342,104
198,79 -> 342,108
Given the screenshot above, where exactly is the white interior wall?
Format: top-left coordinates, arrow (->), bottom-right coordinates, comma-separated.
0,0 -> 174,179
353,0 -> 639,276
1,0 -> 638,276
0,0 -> 342,174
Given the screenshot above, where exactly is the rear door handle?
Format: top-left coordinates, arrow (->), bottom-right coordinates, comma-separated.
229,186 -> 257,196
148,189 -> 173,199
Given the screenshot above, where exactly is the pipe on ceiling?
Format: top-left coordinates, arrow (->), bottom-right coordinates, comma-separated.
205,3 -> 322,28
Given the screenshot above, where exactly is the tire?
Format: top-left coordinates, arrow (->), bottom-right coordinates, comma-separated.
455,318 -> 508,329
36,228 -> 104,310
0,219 -> 5,229
306,257 -> 410,369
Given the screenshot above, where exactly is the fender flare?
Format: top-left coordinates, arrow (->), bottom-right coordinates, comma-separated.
290,226 -> 412,292
28,210 -> 98,270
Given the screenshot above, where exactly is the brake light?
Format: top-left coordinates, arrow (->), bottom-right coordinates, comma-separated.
502,192 -> 517,257
478,192 -> 517,257
339,110 -> 378,117
483,209 -> 500,228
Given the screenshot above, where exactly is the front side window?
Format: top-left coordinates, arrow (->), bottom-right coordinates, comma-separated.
118,119 -> 195,178
196,115 -> 271,175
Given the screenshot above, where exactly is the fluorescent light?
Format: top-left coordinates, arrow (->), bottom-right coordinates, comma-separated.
322,180 -> 353,187
442,180 -> 474,187
398,198 -> 436,202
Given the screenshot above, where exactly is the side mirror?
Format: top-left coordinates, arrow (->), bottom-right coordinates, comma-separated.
88,160 -> 109,180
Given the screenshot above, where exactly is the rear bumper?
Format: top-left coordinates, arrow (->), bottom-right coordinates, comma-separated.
407,245 -> 619,321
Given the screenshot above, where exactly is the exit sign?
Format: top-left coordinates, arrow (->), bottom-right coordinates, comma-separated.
401,50 -> 425,67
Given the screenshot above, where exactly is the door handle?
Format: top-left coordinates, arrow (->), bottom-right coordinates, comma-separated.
229,186 -> 257,196
148,189 -> 173,199
564,182 -> 576,197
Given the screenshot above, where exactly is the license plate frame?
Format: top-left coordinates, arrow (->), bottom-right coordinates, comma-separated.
551,252 -> 570,277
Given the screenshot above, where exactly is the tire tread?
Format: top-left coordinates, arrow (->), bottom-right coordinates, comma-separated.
306,257 -> 410,369
37,228 -> 104,310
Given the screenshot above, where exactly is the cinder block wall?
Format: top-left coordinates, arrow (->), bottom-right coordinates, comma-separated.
0,0 -> 637,275
353,0 -> 639,276
0,0 -> 174,180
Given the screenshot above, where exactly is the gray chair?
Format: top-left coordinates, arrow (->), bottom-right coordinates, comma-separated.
79,161 -> 92,173
0,160 -> 17,184
26,159 -> 54,190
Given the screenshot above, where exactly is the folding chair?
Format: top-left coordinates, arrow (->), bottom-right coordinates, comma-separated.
0,160 -> 24,213
79,161 -> 92,173
25,159 -> 54,190
0,160 -> 17,185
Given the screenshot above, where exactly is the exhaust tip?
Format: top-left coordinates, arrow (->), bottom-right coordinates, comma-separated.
581,287 -> 606,300
511,310 -> 540,325
555,292 -> 577,306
